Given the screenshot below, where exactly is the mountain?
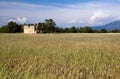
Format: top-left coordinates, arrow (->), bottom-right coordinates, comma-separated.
93,20 -> 120,31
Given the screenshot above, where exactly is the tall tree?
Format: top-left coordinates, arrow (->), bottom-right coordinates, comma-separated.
69,26 -> 78,33
101,28 -> 107,33
8,21 -> 23,33
79,26 -> 94,33
45,19 -> 56,33
0,21 -> 23,33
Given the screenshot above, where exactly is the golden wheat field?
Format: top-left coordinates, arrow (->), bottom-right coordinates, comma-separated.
0,33 -> 120,79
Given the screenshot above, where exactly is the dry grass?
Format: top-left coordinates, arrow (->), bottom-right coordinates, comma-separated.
0,33 -> 120,79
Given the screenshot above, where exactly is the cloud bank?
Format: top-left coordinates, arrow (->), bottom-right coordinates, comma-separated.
8,17 -> 27,24
0,1 -> 120,27
89,10 -> 110,25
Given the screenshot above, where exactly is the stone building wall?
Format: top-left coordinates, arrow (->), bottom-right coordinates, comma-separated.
24,25 -> 36,34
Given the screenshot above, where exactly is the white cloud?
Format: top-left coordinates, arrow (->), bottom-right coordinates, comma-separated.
1,2 -> 120,27
17,17 -> 27,23
8,19 -> 16,22
89,10 -> 110,25
8,17 -> 27,24
68,20 -> 77,24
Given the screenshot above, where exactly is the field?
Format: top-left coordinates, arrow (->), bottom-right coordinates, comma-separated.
0,33 -> 120,79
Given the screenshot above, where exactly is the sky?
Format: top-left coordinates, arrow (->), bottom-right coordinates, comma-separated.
0,0 -> 120,27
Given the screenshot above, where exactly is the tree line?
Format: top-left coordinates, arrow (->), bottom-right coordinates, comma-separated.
0,21 -> 23,33
0,19 -> 120,33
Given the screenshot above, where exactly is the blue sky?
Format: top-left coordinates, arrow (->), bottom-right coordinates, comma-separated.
0,0 -> 120,27
0,0 -> 97,4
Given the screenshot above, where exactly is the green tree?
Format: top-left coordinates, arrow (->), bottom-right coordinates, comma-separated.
0,25 -> 9,33
45,19 -> 56,33
64,28 -> 70,33
69,26 -> 78,33
54,27 -> 64,33
0,21 -> 23,33
79,26 -> 94,33
101,28 -> 107,33
37,22 -> 49,33
110,29 -> 120,33
8,21 -> 23,33
37,23 -> 42,33
8,21 -> 18,33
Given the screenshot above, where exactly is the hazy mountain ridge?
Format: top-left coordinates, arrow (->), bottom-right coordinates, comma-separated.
93,20 -> 120,31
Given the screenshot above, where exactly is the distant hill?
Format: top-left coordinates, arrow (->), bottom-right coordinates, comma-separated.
93,20 -> 120,31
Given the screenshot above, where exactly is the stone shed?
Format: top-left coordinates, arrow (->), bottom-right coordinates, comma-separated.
24,24 -> 37,34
